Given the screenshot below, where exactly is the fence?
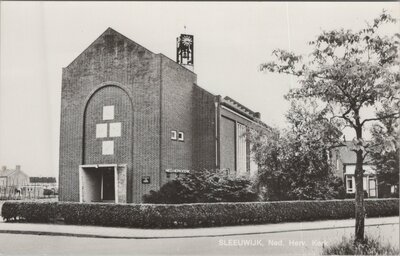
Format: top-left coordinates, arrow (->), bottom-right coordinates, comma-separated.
0,185 -> 57,200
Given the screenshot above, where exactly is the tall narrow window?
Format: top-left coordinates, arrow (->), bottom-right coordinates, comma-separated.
236,123 -> 247,175
178,132 -> 184,141
369,179 -> 376,197
363,177 -> 368,192
171,131 -> 177,140
346,176 -> 354,193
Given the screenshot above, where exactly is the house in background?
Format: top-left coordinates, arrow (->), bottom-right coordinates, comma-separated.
23,177 -> 58,198
0,165 -> 29,199
331,142 -> 378,198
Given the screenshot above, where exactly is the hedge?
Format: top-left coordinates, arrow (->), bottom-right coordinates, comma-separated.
1,199 -> 398,229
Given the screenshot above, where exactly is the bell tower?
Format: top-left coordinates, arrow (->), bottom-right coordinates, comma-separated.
176,31 -> 194,71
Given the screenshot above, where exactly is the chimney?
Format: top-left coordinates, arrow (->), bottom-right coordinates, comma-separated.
1,166 -> 6,172
16,165 -> 21,171
254,112 -> 261,119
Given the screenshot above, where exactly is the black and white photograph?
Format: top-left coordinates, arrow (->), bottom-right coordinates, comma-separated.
0,1 -> 399,255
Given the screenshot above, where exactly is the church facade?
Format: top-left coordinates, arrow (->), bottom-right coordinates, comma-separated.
59,28 -> 268,203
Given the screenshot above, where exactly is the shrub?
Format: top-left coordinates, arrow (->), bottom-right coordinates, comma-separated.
322,235 -> 399,255
329,177 -> 346,199
143,169 -> 258,204
344,190 -> 369,199
1,202 -> 58,222
142,180 -> 194,204
1,199 -> 398,229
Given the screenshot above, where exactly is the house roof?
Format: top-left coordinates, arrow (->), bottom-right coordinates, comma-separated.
221,96 -> 270,130
0,169 -> 16,177
336,141 -> 372,164
0,168 -> 28,178
344,165 -> 376,175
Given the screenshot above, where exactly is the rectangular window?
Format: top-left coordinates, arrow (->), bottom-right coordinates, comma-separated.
103,105 -> 114,120
102,141 -> 114,155
178,132 -> 184,141
346,176 -> 354,193
171,131 -> 177,140
369,179 -> 376,197
363,177 -> 368,192
96,123 -> 107,138
109,122 -> 121,137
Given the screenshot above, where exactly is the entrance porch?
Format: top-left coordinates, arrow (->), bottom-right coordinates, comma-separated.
79,164 -> 127,203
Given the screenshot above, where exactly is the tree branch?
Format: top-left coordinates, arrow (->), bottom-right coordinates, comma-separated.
363,142 -> 382,154
361,112 -> 400,126
335,81 -> 357,108
330,109 -> 358,129
362,151 -> 370,161
330,107 -> 352,121
260,67 -> 301,77
328,143 -> 347,150
342,115 -> 357,129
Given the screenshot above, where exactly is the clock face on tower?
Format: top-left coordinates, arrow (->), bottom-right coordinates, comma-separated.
182,35 -> 192,46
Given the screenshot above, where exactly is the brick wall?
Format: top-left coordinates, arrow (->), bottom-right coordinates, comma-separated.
59,28 -> 161,203
192,85 -> 217,170
117,165 -> 127,203
160,56 -> 197,185
81,168 -> 102,202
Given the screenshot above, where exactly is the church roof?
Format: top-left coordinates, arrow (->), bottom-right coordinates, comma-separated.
64,27 -> 266,128
66,27 -> 155,68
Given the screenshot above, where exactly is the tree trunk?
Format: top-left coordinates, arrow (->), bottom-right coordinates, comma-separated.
354,125 -> 365,243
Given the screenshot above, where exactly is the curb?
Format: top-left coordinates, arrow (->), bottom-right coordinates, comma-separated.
0,222 -> 397,240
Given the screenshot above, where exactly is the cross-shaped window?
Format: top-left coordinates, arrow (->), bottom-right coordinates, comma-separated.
95,105 -> 122,155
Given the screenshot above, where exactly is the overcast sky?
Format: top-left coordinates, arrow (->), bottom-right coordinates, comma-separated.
0,2 -> 399,177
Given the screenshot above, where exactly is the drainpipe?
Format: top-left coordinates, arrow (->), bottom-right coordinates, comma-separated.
215,96 -> 221,169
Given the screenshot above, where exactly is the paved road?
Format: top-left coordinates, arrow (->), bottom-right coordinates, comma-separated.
0,223 -> 397,255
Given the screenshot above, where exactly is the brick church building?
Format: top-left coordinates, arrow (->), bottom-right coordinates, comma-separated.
59,28 -> 269,203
